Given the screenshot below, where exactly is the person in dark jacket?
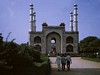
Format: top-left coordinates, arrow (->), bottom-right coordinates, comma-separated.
61,54 -> 66,71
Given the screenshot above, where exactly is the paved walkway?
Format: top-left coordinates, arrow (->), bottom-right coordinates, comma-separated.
49,57 -> 100,75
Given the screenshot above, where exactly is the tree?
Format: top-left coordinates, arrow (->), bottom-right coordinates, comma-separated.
89,39 -> 100,53
0,33 -> 3,47
0,34 -> 49,75
79,36 -> 98,53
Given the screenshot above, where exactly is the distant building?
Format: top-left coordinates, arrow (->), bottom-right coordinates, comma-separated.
29,4 -> 79,54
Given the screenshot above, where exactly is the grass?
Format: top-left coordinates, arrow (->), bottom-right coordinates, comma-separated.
81,57 -> 100,62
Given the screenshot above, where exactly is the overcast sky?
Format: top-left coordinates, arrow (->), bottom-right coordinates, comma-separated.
0,0 -> 100,44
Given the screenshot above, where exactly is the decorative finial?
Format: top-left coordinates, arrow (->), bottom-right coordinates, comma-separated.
74,4 -> 77,7
30,3 -> 33,6
70,11 -> 73,14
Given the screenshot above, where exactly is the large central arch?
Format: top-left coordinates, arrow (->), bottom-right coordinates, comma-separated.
46,32 -> 61,54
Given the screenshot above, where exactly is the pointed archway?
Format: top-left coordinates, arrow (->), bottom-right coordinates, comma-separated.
66,45 -> 73,52
46,32 -> 61,54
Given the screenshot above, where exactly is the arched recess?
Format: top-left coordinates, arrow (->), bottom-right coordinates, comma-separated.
35,45 -> 41,52
46,32 -> 61,54
66,45 -> 73,52
34,36 -> 41,43
66,36 -> 73,43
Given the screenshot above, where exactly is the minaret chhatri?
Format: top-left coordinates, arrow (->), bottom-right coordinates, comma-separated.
74,4 -> 78,31
29,3 -> 36,32
70,11 -> 73,32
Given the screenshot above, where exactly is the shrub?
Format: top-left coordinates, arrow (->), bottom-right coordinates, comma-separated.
33,57 -> 51,75
0,39 -> 51,75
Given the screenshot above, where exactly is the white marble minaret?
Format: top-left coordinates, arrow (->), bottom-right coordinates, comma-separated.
29,3 -> 36,32
70,12 -> 73,32
74,4 -> 78,31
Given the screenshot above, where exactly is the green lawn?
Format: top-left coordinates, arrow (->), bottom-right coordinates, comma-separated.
81,57 -> 100,62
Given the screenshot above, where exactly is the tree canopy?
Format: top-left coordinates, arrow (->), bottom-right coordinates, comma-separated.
79,36 -> 100,54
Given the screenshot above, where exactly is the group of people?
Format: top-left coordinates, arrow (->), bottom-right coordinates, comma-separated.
55,53 -> 72,71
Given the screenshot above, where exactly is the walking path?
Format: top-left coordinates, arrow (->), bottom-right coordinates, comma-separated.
49,57 -> 100,75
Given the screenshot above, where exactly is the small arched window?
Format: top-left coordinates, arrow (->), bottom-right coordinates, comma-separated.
34,36 -> 41,43
51,38 -> 56,44
66,36 -> 73,43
